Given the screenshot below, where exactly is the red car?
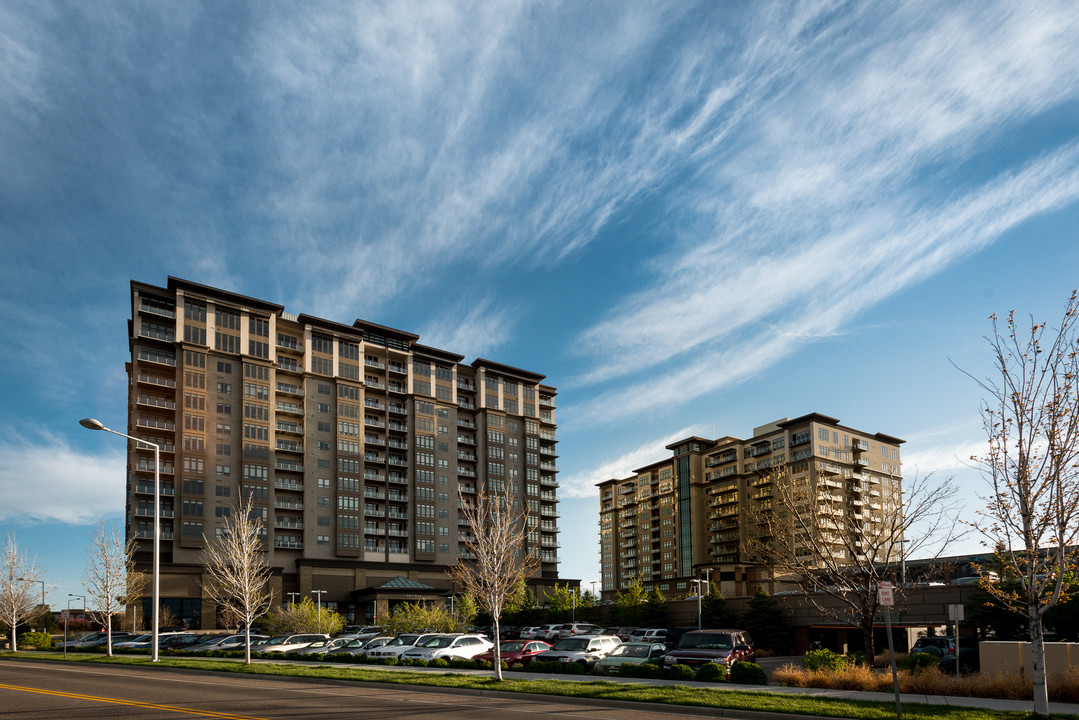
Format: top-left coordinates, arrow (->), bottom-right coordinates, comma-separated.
475,640 -> 552,666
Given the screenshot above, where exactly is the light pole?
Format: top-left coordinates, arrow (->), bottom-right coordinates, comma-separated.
288,592 -> 299,606
445,594 -> 455,616
80,417 -> 161,662
311,590 -> 326,633
896,538 -> 911,586
690,578 -> 708,630
65,594 -> 85,659
19,578 -> 46,632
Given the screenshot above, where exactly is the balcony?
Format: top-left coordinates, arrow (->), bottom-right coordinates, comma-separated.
276,402 -> 303,416
388,382 -> 407,394
364,526 -> 386,536
276,421 -> 302,435
388,456 -> 408,467
388,421 -> 408,433
135,417 -> 175,432
387,438 -> 407,450
276,440 -> 303,453
273,539 -> 304,550
274,479 -> 304,492
135,529 -> 174,540
274,499 -> 304,510
388,473 -> 408,484
365,418 -> 385,429
135,483 -> 174,496
136,395 -> 175,410
457,451 -> 477,462
276,459 -> 303,472
458,399 -> 476,410
457,435 -> 476,446
365,400 -> 384,411
457,467 -> 477,478
457,418 -> 476,429
364,358 -> 385,369
364,453 -> 384,464
539,395 -> 556,408
852,439 -> 870,452
457,380 -> 475,392
274,519 -> 304,530
137,350 -> 176,367
365,379 -> 386,391
539,462 -> 558,472
388,362 -> 406,375
364,435 -> 384,447
137,373 -> 176,389
388,403 -> 407,415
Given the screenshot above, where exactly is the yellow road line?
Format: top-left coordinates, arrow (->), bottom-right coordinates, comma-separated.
0,683 -> 272,720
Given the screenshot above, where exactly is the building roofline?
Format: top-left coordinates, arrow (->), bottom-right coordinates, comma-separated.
472,358 -> 546,383
664,436 -> 715,452
296,313 -> 365,339
412,343 -> 466,364
775,412 -> 842,429
166,276 -> 285,313
351,318 -> 420,343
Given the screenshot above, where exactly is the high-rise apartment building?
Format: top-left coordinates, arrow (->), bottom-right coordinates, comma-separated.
125,277 -> 560,627
597,414 -> 903,599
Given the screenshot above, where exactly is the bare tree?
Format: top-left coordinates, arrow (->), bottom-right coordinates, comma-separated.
748,465 -> 962,663
450,482 -> 538,680
964,293 -> 1079,719
0,534 -> 41,652
201,494 -> 273,664
83,519 -> 135,657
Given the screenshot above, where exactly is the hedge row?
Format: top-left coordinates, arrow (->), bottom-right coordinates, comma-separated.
64,644 -> 767,684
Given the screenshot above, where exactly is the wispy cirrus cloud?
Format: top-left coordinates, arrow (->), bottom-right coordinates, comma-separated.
566,1 -> 1079,424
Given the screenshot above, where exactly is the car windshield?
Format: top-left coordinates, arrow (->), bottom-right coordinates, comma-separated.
307,640 -> 330,648
554,638 -> 589,651
390,635 -> 419,647
421,636 -> 456,649
610,644 -> 649,658
265,636 -> 289,646
679,633 -> 733,650
500,642 -> 526,653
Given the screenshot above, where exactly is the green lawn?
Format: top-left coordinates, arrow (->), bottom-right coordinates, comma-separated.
3,652 -> 1072,720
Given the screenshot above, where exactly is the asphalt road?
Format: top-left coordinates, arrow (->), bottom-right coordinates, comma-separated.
0,660 -> 746,720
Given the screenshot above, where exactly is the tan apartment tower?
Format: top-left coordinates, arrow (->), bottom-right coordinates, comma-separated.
126,277 -> 560,627
597,414 -> 903,599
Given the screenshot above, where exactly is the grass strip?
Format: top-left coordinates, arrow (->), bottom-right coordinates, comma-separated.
4,653 -> 1073,720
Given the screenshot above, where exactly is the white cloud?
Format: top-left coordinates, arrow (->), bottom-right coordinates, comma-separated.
0,431 -> 126,525
559,425 -> 708,499
418,297 -> 517,359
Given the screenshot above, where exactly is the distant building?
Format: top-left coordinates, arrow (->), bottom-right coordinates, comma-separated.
124,277 -> 561,628
597,414 -> 903,599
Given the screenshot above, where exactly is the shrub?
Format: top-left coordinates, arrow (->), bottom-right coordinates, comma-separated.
666,663 -> 696,681
18,632 -> 52,649
382,657 -> 399,666
845,651 -> 867,667
897,652 -> 940,673
526,660 -> 555,673
449,658 -> 477,670
695,662 -> 728,683
560,662 -> 586,675
430,658 -> 449,668
803,649 -> 847,673
729,661 -> 768,685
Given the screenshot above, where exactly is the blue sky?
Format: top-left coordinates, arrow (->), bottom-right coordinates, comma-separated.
3,1 -> 1079,609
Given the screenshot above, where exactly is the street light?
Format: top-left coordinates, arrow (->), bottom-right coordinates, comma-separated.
65,594 -> 85,659
690,578 -> 709,630
19,578 -> 45,632
287,592 -> 300,606
80,417 -> 161,662
311,590 -> 326,633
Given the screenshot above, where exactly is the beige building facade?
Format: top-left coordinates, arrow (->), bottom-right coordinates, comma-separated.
126,277 -> 560,627
598,414 -> 903,599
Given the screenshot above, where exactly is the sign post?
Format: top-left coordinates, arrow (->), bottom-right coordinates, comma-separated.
949,603 -> 964,674
878,581 -> 901,719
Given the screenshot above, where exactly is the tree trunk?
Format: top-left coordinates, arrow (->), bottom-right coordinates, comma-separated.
8,624 -> 15,653
1030,607 -> 1049,718
106,614 -> 113,657
862,620 -> 876,667
244,625 -> 251,665
493,618 -> 503,681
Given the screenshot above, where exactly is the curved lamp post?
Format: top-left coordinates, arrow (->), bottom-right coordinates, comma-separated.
65,593 -> 85,659
79,417 -> 160,662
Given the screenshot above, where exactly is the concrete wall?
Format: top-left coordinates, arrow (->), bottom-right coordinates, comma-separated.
981,641 -> 1079,675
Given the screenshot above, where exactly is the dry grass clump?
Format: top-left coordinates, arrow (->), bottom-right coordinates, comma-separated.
774,662 -> 1079,702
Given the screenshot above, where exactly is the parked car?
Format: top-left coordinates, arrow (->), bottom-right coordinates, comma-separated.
474,640 -> 552,667
518,627 -> 542,640
260,633 -> 329,653
534,634 -> 621,668
401,633 -> 494,661
211,634 -> 270,652
609,627 -> 638,642
535,624 -> 563,641
951,572 -> 1000,586
365,633 -> 442,658
558,622 -> 602,639
662,629 -> 755,669
595,642 -> 668,673
628,628 -> 666,643
292,637 -> 356,655
57,631 -> 135,649
113,633 -> 154,648
179,634 -> 232,652
339,636 -> 394,656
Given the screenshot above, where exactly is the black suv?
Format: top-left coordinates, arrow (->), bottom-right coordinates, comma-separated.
912,636 -> 979,674
662,629 -> 755,669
